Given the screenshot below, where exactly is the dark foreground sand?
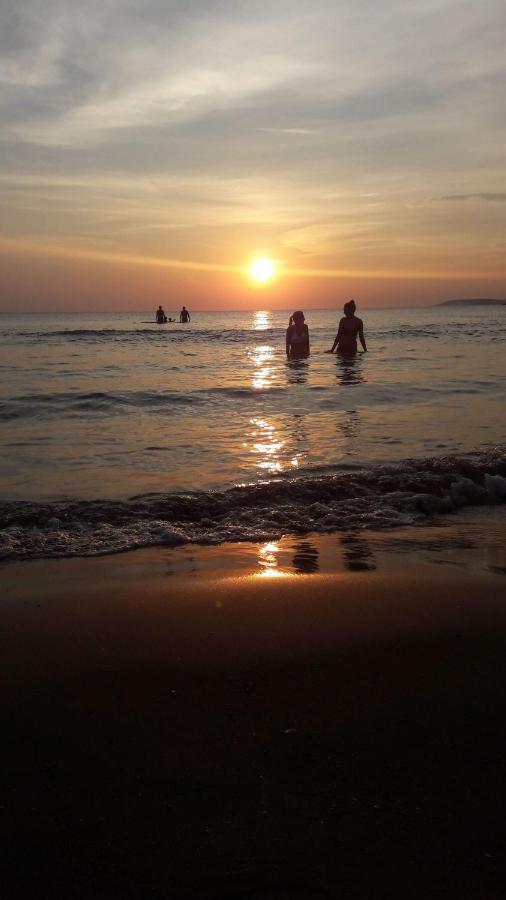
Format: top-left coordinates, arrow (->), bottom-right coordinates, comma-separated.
2,519 -> 506,899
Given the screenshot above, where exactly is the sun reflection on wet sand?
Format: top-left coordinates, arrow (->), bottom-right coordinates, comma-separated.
255,541 -> 293,578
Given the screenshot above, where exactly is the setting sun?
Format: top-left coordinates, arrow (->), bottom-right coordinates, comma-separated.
249,257 -> 276,283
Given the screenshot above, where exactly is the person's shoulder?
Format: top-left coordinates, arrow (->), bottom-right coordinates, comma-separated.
356,316 -> 363,325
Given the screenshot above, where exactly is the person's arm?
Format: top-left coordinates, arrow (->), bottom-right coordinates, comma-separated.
286,326 -> 291,356
326,320 -> 343,353
305,325 -> 310,353
188,312 -> 191,321
358,319 -> 367,352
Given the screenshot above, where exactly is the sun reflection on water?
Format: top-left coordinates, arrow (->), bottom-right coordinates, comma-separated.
245,416 -> 306,475
249,417 -> 285,473
253,310 -> 271,330
243,326 -> 307,475
249,344 -> 274,390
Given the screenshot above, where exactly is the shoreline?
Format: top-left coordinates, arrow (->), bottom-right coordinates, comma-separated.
2,511 -> 506,898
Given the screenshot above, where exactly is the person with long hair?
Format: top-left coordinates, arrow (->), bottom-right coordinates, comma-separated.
326,300 -> 367,355
286,310 -> 310,357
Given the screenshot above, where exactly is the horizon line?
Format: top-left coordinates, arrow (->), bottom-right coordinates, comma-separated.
2,299 -> 505,315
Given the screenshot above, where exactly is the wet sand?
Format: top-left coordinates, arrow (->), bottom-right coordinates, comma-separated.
2,517 -> 506,899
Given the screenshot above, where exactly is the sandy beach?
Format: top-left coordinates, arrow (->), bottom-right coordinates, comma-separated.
2,511 -> 506,899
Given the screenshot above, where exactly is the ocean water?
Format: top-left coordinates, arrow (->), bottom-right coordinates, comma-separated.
1,306 -> 505,559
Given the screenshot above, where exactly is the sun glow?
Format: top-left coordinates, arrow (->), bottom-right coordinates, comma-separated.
249,257 -> 275,283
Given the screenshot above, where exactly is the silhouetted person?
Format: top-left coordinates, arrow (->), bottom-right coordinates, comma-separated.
326,300 -> 367,355
286,310 -> 309,357
180,306 -> 191,323
155,305 -> 167,324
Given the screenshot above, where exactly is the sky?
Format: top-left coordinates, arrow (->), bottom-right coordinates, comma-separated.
1,0 -> 505,311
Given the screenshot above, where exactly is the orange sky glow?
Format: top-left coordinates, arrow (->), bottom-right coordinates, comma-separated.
1,2 -> 505,311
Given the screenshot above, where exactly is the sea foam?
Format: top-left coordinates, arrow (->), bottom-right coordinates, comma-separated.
1,449 -> 504,560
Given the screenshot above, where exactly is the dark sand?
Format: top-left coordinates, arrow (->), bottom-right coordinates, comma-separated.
2,518 -> 506,899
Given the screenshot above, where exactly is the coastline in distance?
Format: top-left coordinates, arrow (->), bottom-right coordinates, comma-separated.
436,297 -> 506,306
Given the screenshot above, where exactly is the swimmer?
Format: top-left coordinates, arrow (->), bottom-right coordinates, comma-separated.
286,310 -> 310,357
326,300 -> 367,355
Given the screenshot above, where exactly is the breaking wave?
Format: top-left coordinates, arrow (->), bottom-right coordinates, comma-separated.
1,449 -> 505,560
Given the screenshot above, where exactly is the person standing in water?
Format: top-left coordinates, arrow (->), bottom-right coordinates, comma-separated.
179,306 -> 191,323
155,305 -> 167,324
286,310 -> 310,357
326,300 -> 367,355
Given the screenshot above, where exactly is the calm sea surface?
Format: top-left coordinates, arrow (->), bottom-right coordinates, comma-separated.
1,306 -> 505,558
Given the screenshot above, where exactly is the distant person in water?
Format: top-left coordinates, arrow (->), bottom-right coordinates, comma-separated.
179,306 -> 191,323
326,300 -> 367,355
286,310 -> 309,357
155,305 -> 167,324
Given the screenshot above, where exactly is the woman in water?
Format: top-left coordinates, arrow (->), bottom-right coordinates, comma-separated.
286,310 -> 310,357
326,300 -> 367,355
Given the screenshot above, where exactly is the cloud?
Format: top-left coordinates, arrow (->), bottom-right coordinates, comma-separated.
0,0 -> 505,303
439,193 -> 506,202
258,128 -> 316,135
2,2 -> 319,146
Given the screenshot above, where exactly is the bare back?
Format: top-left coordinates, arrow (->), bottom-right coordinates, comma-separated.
337,315 -> 363,354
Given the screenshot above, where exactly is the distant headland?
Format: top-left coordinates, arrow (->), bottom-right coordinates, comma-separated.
436,298 -> 506,307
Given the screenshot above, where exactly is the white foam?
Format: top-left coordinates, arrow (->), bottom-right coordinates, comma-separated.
1,451 -> 504,560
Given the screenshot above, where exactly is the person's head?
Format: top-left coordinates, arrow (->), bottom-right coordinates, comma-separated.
291,310 -> 305,326
343,299 -> 356,317
158,305 -> 163,310
182,305 -> 186,310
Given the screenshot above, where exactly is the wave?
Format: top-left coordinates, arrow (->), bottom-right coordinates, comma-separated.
1,448 -> 505,560
0,386 -> 294,421
2,317 -> 505,346
5,326 -> 286,345
0,389 -> 209,421
4,377 -> 498,422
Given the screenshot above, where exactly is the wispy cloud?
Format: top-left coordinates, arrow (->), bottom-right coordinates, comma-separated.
439,193 -> 506,202
9,55 -> 315,147
258,128 -> 316,135
1,0 -> 505,304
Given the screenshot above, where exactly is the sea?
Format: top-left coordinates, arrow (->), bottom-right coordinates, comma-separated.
1,306 -> 505,560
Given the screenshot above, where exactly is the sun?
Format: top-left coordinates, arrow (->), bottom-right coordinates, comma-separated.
249,257 -> 276,283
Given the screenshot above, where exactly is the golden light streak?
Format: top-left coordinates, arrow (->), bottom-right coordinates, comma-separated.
0,236 -> 243,274
253,310 -> 271,330
253,541 -> 294,579
0,236 -> 501,280
248,417 -> 286,474
249,343 -> 274,390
